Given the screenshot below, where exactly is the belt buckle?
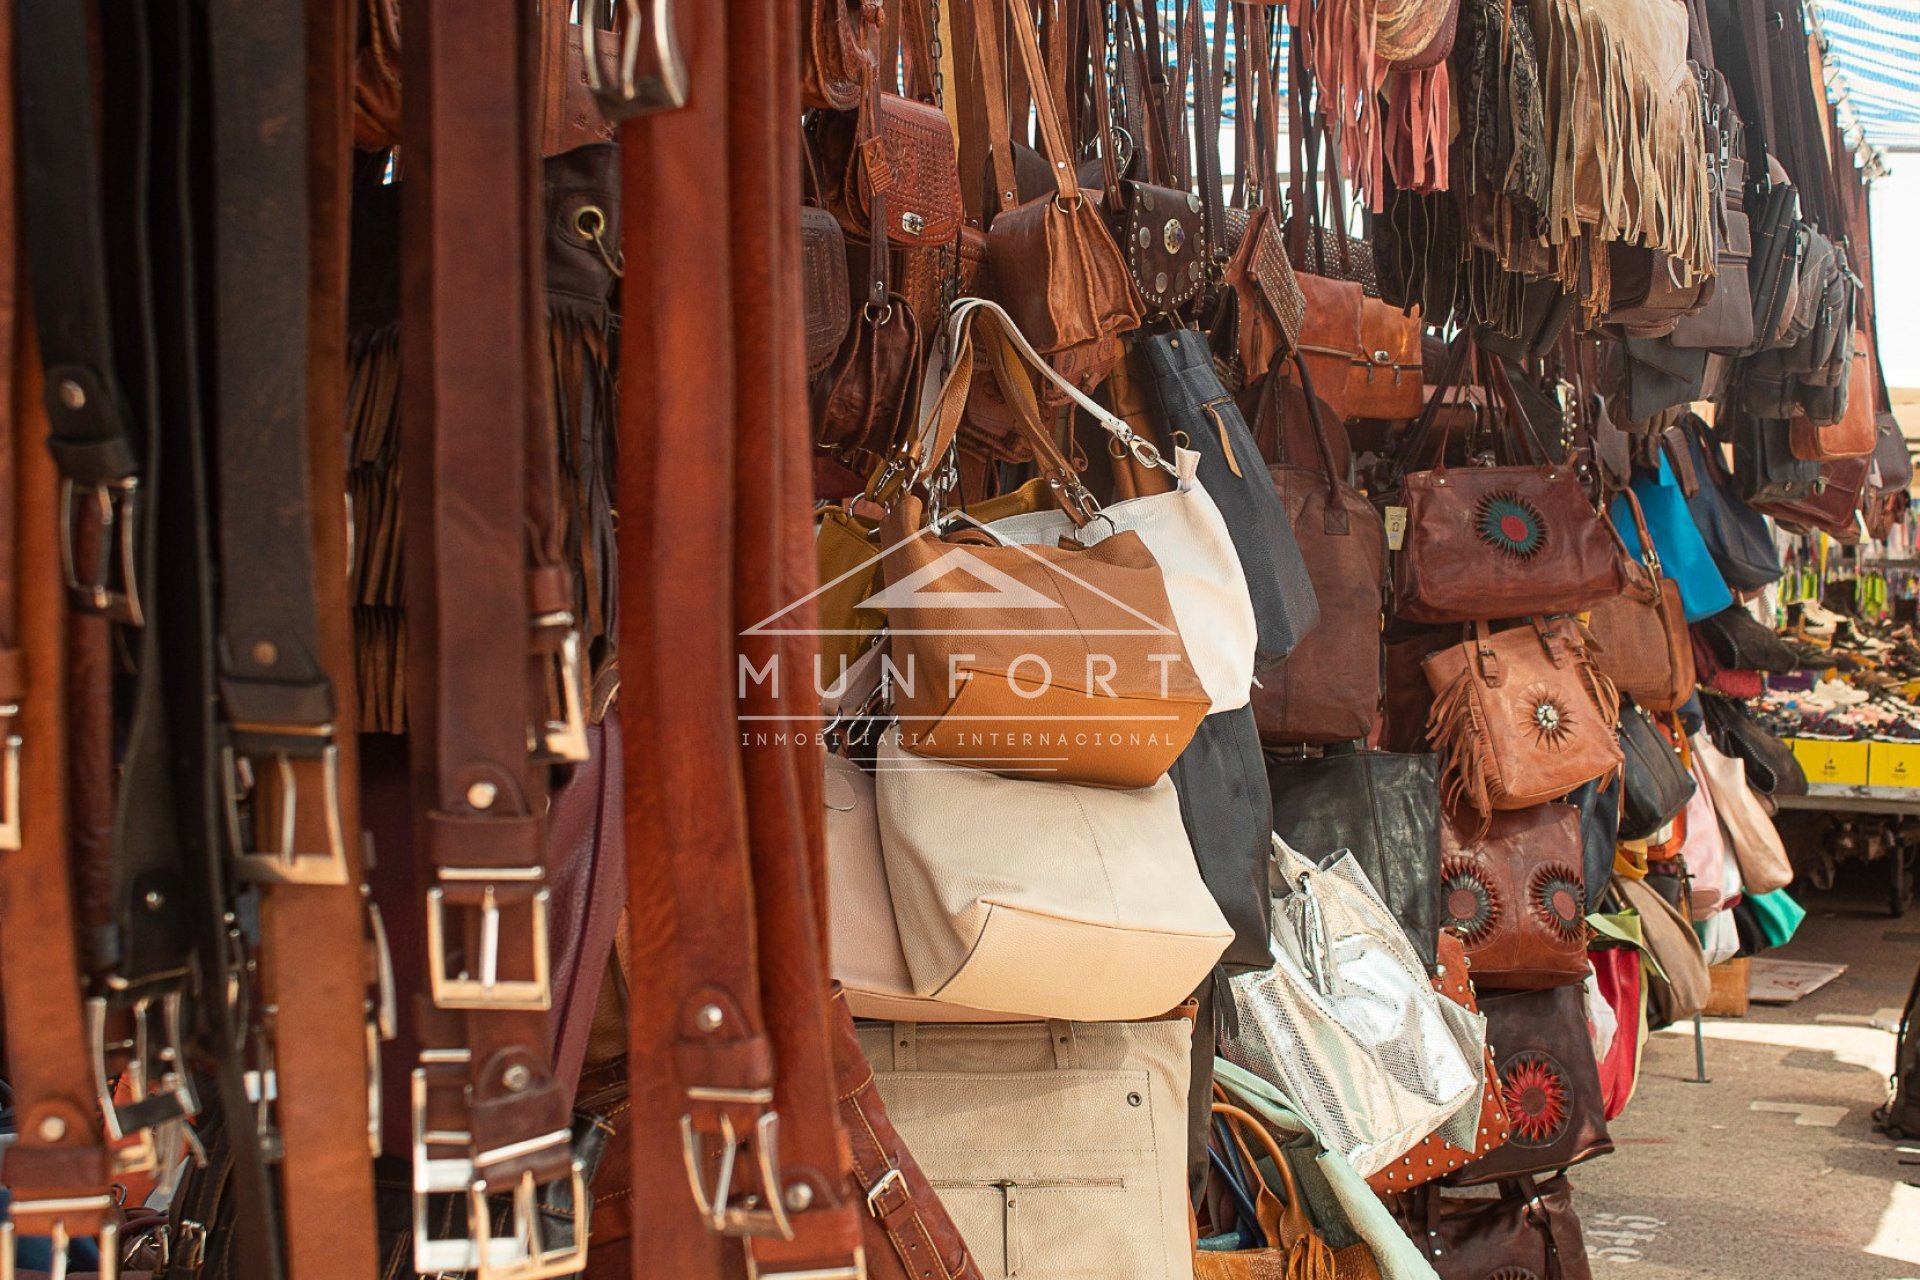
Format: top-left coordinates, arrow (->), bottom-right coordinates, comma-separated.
425,873 -> 553,1011
583,0 -> 688,120
532,620 -> 590,765
86,991 -> 197,1182
679,1092 -> 793,1239
744,1255 -> 867,1280
0,1201 -> 120,1280
221,729 -> 349,885
467,1166 -> 590,1280
58,477 -> 142,626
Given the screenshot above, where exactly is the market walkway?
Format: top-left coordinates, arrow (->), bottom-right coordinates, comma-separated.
1573,864 -> 1919,1278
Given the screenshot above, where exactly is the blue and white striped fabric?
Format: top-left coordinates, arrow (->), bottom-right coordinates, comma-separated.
1810,0 -> 1920,152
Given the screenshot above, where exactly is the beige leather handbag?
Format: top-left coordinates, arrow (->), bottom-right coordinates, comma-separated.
1691,731 -> 1794,895
856,1013 -> 1194,1280
874,739 -> 1232,1022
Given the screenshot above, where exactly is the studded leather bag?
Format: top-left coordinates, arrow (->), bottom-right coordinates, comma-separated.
1437,804 -> 1592,990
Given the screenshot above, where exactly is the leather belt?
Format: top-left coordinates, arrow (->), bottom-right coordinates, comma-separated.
397,3 -> 585,1275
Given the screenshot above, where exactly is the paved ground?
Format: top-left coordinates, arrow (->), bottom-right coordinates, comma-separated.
1571,860 -> 1920,1278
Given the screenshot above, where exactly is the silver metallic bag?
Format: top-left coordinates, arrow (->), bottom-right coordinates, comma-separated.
1223,836 -> 1488,1178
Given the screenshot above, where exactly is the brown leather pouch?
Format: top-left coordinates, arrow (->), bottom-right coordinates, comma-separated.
1120,180 -> 1209,314
1586,491 -> 1696,711
814,92 -> 963,248
1437,803 -> 1591,989
1789,334 -> 1875,460
803,205 -> 852,375
1226,204 -> 1306,376
803,0 -> 867,111
811,278 -> 924,469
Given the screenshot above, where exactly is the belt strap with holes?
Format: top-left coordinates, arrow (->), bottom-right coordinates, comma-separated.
397,2 -> 585,1275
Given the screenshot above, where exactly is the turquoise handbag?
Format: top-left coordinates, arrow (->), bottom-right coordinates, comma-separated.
1610,452 -> 1735,622
1745,888 -> 1808,949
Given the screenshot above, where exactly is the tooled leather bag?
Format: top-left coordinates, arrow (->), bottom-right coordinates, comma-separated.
1438,803 -> 1591,990
811,90 -> 962,250
1391,346 -> 1626,625
1447,985 -> 1615,1185
1422,618 -> 1625,827
802,205 -> 851,376
1250,359 -> 1385,745
1585,488 -> 1696,712
803,0 -> 868,111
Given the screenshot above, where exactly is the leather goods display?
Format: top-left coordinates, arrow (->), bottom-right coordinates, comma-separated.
1615,877 -> 1711,1028
1566,769 -> 1624,911
857,1013 -> 1197,1280
1391,349 -> 1626,625
1267,749 -> 1444,972
1608,452 -> 1735,623
874,740 -> 1233,1021
1224,838 -> 1489,1180
1672,411 -> 1782,591
1694,605 -> 1801,674
1588,489 -> 1697,711
1366,933 -> 1514,1194
1136,328 -> 1320,675
1202,1102 -> 1386,1280
1617,706 -> 1697,842
1252,357 -> 1387,745
1691,731 -> 1793,896
1449,985 -> 1615,1184
1401,1175 -> 1594,1280
1422,618 -> 1625,825
1169,707 -> 1281,973
1438,804 -> 1593,990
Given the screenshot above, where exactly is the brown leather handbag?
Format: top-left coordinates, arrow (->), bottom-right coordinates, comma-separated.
802,0 -> 868,111
802,204 -> 851,375
1392,347 -> 1626,624
812,90 -> 962,250
1200,1104 -> 1383,1280
1449,985 -> 1615,1185
1367,933 -> 1512,1194
1585,488 -> 1696,712
830,987 -> 985,1280
1438,803 -> 1592,989
1422,617 -> 1625,826
1295,272 -> 1424,424
1401,1175 -> 1594,1280
1251,360 -> 1385,745
1790,333 -> 1876,460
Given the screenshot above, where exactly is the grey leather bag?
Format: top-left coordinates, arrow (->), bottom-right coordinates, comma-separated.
1168,706 -> 1275,973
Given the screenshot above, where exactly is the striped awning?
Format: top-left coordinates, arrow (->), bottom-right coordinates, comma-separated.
1810,0 -> 1920,156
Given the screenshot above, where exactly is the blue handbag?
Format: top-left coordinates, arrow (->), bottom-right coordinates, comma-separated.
1672,415 -> 1783,591
1610,452 -> 1734,622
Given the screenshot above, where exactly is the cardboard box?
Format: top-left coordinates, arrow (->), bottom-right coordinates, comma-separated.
1869,741 -> 1920,788
1789,737 -> 1870,787
1704,957 -> 1751,1018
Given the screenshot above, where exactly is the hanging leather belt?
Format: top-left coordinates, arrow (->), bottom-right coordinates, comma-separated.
398,3 -> 586,1275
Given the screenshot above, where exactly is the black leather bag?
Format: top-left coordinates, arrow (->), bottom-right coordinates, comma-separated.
1730,407 -> 1819,504
1617,705 -> 1695,841
1267,748 -> 1442,971
1169,707 -> 1276,972
1137,328 -> 1320,673
1621,336 -> 1709,423
1563,769 -> 1622,912
1449,984 -> 1614,1185
1695,606 -> 1801,674
1701,693 -> 1808,797
1672,414 -> 1782,591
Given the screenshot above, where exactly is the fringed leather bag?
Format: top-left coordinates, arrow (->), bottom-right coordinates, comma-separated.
1422,618 -> 1624,829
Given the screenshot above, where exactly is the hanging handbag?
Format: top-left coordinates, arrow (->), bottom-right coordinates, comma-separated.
1266,749 -> 1443,972
1745,888 -> 1807,950
1223,839 -> 1489,1180
1402,1175 -> 1594,1280
802,205 -> 851,375
1730,406 -> 1820,504
1692,731 -> 1793,895
1694,605 -> 1800,674
1422,617 -> 1625,825
829,987 -> 988,1280
1608,451 -> 1734,623
1790,332 -> 1875,459
1201,1103 -> 1385,1280
874,741 -> 1233,1021
1589,913 -> 1649,1119
1755,450 -> 1871,541
1565,769 -> 1623,911
1669,413 -> 1782,591
1438,803 -> 1592,989
1225,203 -> 1307,377
1136,328 -> 1321,674
1676,747 -> 1731,922
1615,876 -> 1710,1027
1366,933 -> 1512,1194
1251,357 -> 1386,745
1587,489 -> 1697,711
1617,706 -> 1696,842
1447,985 -> 1614,1185
1170,707 -> 1280,972
856,1012 -> 1197,1280
1391,346 -> 1626,624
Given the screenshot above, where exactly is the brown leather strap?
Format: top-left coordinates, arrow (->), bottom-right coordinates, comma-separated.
398,2 -> 580,1270
249,0 -> 380,1272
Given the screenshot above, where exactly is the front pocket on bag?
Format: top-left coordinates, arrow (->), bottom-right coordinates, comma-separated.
930,1178 -> 1129,1279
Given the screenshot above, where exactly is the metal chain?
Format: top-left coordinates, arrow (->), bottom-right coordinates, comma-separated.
928,0 -> 945,108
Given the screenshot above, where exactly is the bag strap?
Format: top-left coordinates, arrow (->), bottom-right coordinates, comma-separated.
398,4 -> 587,1271
1210,1102 -> 1324,1252
1613,486 -> 1668,584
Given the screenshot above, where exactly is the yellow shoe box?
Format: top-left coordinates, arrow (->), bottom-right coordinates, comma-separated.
1869,740 -> 1920,788
1789,737 -> 1870,787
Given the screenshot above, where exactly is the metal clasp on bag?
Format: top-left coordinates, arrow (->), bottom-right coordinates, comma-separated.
531,615 -> 590,765
86,990 -> 197,1182
680,1093 -> 793,1239
59,477 -> 143,626
426,871 -> 554,1011
0,1199 -> 120,1280
583,0 -> 688,120
221,726 -> 349,885
411,1066 -> 584,1278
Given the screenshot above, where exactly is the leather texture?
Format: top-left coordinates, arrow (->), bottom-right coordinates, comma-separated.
802,204 -> 851,374
874,740 -> 1232,1021
857,1014 -> 1197,1280
1671,414 -> 1782,590
1586,507 -> 1696,715
1294,273 -> 1423,424
1267,750 -> 1443,972
1448,984 -> 1615,1185
1692,730 -> 1793,896
1170,706 -> 1279,972
1617,875 -> 1710,1027
1439,804 -> 1593,990
1421,619 -> 1625,824
1617,706 -> 1696,842
1403,1175 -> 1593,1280
813,91 -> 963,248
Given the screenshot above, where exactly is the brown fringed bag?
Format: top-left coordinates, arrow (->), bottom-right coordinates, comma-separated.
1421,617 -> 1624,828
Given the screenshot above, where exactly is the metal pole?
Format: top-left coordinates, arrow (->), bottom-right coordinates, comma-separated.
1685,1013 -> 1711,1084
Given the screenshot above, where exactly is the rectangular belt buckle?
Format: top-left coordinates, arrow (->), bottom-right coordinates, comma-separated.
468,1167 -> 590,1280
744,1254 -> 867,1280
86,991 -> 196,1182
0,1201 -> 119,1280
533,622 -> 590,765
680,1091 -> 793,1239
584,0 -> 688,119
222,733 -> 349,885
58,476 -> 142,627
426,878 -> 553,1011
